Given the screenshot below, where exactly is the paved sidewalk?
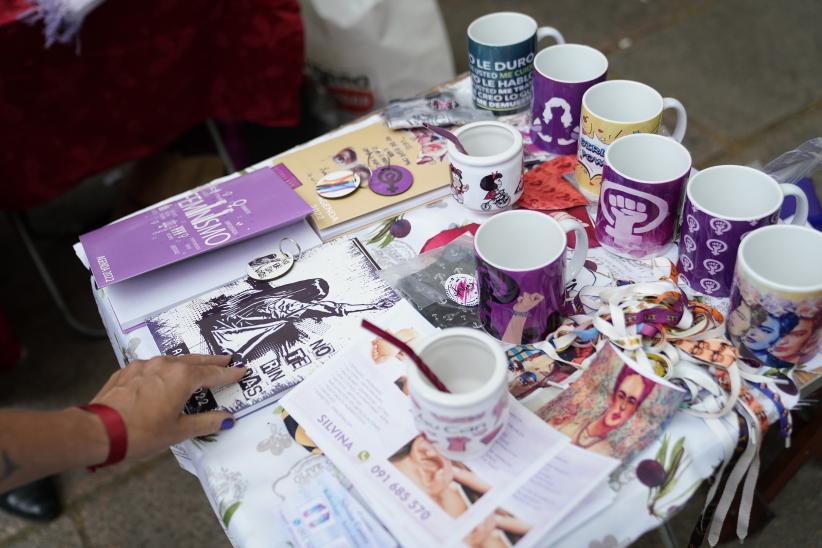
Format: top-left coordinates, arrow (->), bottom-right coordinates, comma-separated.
1,0 -> 820,546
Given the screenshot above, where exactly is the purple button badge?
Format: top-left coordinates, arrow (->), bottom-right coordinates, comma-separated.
370,165 -> 413,196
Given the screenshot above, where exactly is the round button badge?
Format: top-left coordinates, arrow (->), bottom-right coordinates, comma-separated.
247,252 -> 294,281
247,239 -> 303,281
444,274 -> 479,306
316,170 -> 360,199
369,165 -> 413,196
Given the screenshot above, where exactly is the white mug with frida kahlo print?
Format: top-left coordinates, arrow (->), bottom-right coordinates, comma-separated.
575,80 -> 687,201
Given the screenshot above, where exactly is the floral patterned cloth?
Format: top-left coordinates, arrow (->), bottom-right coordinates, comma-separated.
0,0 -> 303,209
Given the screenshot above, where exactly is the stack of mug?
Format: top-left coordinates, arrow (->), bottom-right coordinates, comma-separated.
448,11 -> 822,372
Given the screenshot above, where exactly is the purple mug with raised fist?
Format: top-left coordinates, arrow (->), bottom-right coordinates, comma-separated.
677,165 -> 809,297
595,133 -> 691,259
530,43 -> 608,155
474,210 -> 588,345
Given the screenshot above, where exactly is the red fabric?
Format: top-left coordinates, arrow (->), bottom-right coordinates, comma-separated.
78,403 -> 128,471
0,0 -> 304,209
420,224 -> 480,254
519,155 -> 587,212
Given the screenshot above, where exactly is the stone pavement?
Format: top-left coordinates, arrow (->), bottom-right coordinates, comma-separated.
1,0 -> 820,546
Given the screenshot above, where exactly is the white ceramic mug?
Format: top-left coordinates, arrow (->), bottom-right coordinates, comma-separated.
728,225 -> 822,368
677,165 -> 810,297
407,328 -> 509,459
468,12 -> 564,113
595,133 -> 692,259
575,79 -> 688,200
447,121 -> 524,212
474,210 -> 589,344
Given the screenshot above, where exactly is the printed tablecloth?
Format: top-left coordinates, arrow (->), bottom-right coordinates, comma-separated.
86,78 -> 819,547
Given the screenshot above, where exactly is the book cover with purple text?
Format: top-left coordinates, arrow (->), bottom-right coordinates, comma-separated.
80,168 -> 311,288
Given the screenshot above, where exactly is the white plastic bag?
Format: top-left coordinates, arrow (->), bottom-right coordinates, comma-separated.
764,137 -> 822,185
300,0 -> 456,126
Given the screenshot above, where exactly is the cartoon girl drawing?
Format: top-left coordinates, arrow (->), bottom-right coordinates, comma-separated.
479,172 -> 510,210
198,278 -> 395,361
557,365 -> 656,455
450,164 -> 468,204
742,311 -> 800,368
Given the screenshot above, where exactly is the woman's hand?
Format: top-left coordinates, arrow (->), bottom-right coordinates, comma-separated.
512,292 -> 544,314
0,354 -> 247,494
90,354 -> 246,460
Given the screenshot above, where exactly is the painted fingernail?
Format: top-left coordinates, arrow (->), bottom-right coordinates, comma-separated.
220,418 -> 235,431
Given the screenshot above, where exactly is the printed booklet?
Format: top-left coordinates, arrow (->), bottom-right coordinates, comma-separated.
281,307 -> 618,547
80,167 -> 312,288
146,238 -> 402,417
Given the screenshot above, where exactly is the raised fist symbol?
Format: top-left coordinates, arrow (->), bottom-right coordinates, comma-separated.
709,218 -> 732,235
700,278 -> 721,294
707,239 -> 728,256
605,193 -> 648,243
683,234 -> 696,253
703,258 -> 724,275
686,214 -> 699,233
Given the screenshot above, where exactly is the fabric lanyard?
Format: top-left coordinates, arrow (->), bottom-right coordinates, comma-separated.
688,412 -> 749,548
752,382 -> 792,446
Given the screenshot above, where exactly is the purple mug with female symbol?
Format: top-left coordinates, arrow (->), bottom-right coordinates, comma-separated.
530,44 -> 608,155
474,210 -> 588,345
677,165 -> 809,297
595,134 -> 691,259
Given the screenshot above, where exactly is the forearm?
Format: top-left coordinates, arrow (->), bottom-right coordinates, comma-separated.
502,315 -> 527,344
0,408 -> 107,494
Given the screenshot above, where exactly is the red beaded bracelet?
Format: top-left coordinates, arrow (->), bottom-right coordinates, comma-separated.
77,404 -> 128,472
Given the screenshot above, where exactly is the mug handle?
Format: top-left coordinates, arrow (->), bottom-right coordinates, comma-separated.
662,97 -> 687,143
780,183 -> 809,225
536,26 -> 565,45
557,218 -> 589,281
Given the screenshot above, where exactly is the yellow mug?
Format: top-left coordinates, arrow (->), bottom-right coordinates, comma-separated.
575,80 -> 687,200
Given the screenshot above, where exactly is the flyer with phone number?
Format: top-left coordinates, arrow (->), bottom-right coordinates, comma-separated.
281,303 -> 616,547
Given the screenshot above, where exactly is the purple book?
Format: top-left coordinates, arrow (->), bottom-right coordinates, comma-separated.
80,168 -> 312,288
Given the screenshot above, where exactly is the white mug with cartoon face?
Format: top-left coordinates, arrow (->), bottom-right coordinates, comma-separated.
447,121 -> 524,212
407,328 -> 510,459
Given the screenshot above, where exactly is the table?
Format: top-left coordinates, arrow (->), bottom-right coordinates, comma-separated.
85,78 -> 815,548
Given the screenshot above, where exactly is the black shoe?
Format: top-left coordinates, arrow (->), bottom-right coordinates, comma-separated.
0,477 -> 61,522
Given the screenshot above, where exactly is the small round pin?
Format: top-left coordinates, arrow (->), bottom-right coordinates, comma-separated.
369,165 -> 413,196
247,238 -> 303,281
316,170 -> 360,199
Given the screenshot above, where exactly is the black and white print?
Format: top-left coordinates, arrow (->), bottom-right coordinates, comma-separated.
148,239 -> 400,416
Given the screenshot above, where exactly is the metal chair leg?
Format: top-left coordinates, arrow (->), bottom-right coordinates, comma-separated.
206,118 -> 236,174
9,212 -> 106,338
658,521 -> 677,548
